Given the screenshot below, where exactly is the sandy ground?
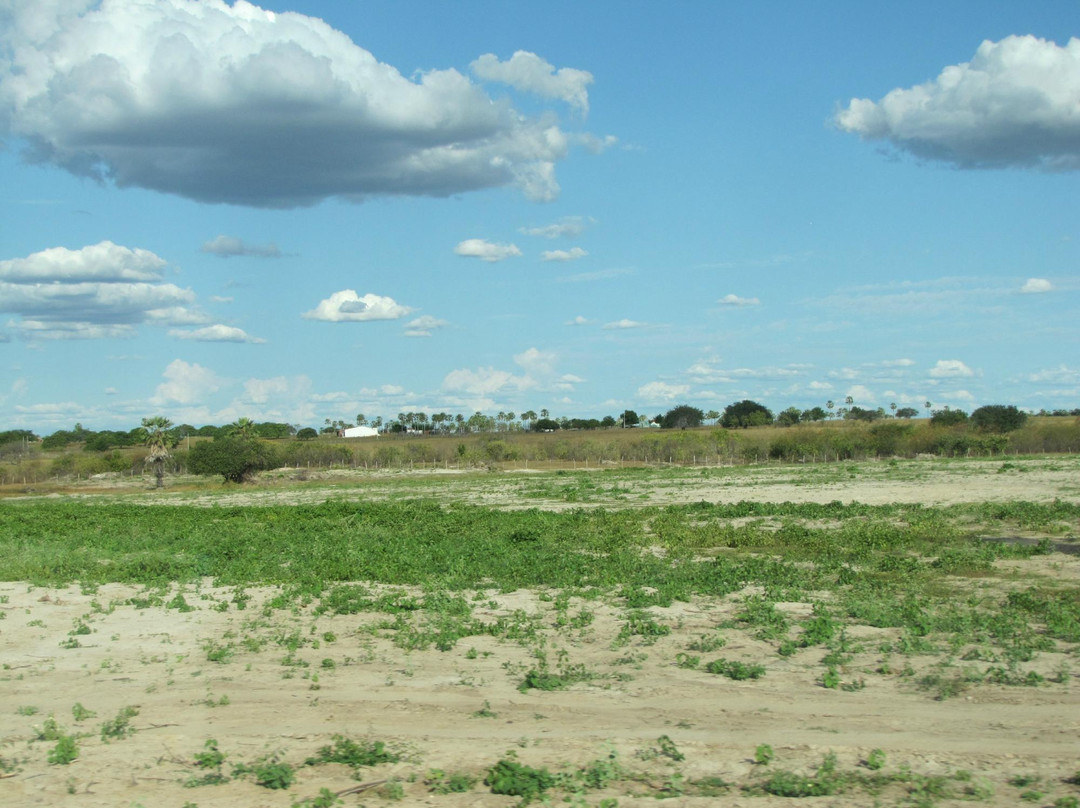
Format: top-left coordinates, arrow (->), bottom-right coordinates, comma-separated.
3,461 -> 1079,807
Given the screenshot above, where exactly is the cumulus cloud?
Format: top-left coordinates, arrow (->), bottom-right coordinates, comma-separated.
201,235 -> 281,258
541,247 -> 588,262
520,216 -> 591,239
716,293 -> 760,307
1027,365 -> 1080,384
0,241 -> 201,339
566,315 -> 592,326
403,315 -> 449,338
929,359 -> 975,378
603,318 -> 647,330
442,366 -> 533,397
471,51 -> 593,113
836,36 -> 1080,171
0,1 -> 595,206
513,347 -> 557,377
169,324 -> 266,343
150,359 -> 226,405
453,239 -> 522,262
1021,277 -> 1053,293
303,290 -> 413,322
637,381 -> 690,402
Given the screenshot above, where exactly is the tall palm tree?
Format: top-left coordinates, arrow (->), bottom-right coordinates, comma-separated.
228,416 -> 257,439
142,416 -> 173,489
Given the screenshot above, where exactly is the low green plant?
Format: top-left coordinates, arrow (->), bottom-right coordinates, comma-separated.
425,768 -> 477,794
291,788 -> 343,807
485,756 -> 556,802
705,658 -> 766,680
864,748 -> 886,770
234,756 -> 295,789
100,705 -> 139,741
754,743 -> 774,765
304,735 -> 400,769
47,735 -> 78,765
71,703 -> 95,722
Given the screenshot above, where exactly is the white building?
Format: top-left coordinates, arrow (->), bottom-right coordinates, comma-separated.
341,426 -> 379,438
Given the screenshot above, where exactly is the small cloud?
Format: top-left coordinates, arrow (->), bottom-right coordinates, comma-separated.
603,318 -> 646,330
637,381 -> 690,402
471,50 -> 593,113
1021,278 -> 1053,294
541,247 -> 588,262
557,267 -> 632,283
717,293 -> 760,307
454,239 -> 522,262
200,235 -> 281,258
403,315 -> 449,338
929,359 -> 975,378
881,358 -> 915,367
303,290 -> 413,322
210,295 -> 234,303
520,216 -> 592,239
566,315 -> 592,326
169,324 -> 266,343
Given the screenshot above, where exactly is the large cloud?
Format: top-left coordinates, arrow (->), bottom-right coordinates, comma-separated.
836,36 -> 1080,170
0,241 -> 201,339
0,0 -> 593,207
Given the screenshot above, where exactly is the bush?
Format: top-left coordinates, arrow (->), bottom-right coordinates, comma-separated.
188,437 -> 278,483
970,404 -> 1027,433
721,400 -> 773,429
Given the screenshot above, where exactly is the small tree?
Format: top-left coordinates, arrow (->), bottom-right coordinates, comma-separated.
930,408 -> 969,427
801,406 -> 828,422
895,407 -> 919,419
141,416 -> 173,489
188,437 -> 278,483
296,427 -> 318,441
776,407 -> 802,427
720,400 -> 773,429
661,405 -> 705,430
970,405 -> 1027,433
621,409 -> 639,428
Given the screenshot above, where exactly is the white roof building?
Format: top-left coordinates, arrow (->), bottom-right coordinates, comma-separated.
341,426 -> 379,438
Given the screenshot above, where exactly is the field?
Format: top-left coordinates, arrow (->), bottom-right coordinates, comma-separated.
1,456 -> 1079,807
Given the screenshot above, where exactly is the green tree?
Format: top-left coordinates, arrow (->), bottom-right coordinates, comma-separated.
895,407 -> 919,419
188,436 -> 278,483
661,405 -> 705,429
227,417 -> 257,439
720,400 -> 773,429
970,404 -> 1027,433
801,406 -> 828,422
776,407 -> 802,427
141,416 -> 173,489
621,409 -> 639,428
296,427 -> 319,441
930,408 -> 968,427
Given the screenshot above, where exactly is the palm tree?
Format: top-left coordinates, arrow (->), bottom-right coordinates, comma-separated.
826,400 -> 834,419
142,416 -> 173,489
228,416 -> 257,439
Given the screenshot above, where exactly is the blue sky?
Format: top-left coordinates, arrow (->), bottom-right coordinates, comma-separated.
1,0 -> 1077,433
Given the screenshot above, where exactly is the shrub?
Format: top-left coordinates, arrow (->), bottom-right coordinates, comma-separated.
970,404 -> 1027,433
188,437 -> 278,483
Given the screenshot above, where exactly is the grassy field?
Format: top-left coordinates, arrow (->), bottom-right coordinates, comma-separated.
1,457 -> 1078,807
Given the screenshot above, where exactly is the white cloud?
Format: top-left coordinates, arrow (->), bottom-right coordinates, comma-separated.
637,381 -> 690,402
1,1 -> 592,207
846,385 -> 876,405
514,347 -> 557,376
716,293 -> 761,307
201,235 -> 281,258
1027,365 -> 1080,384
1021,277 -> 1053,293
520,216 -> 591,239
880,358 -> 916,367
808,380 -> 833,390
210,296 -> 234,304
442,366 -> 533,396
150,359 -> 226,406
603,318 -> 647,330
828,367 -> 859,380
0,241 -> 165,282
836,36 -> 1080,171
471,51 -> 593,113
557,268 -> 633,283
303,290 -> 413,322
403,315 -> 449,338
0,242 -> 210,339
541,247 -> 588,262
454,239 -> 522,262
566,315 -> 592,326
929,359 -> 975,378
169,324 -> 266,343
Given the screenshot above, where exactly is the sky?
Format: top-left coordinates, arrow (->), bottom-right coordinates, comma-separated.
1,0 -> 1078,434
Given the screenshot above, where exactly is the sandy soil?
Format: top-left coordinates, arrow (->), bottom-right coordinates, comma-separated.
2,462 -> 1079,807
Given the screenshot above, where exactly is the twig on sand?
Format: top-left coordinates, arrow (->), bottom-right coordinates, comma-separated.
335,779 -> 387,796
